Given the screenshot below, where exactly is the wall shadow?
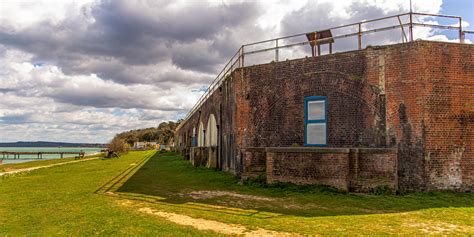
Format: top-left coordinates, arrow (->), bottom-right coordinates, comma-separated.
114,152 -> 474,218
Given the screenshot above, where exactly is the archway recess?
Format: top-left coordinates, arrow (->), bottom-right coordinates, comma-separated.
206,114 -> 218,146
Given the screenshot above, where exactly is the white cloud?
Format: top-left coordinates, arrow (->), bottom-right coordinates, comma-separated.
0,0 -> 95,29
0,0 -> 468,143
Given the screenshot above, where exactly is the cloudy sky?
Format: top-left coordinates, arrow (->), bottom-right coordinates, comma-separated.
0,0 -> 472,143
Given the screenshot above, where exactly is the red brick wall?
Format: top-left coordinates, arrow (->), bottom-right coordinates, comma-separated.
266,148 -> 351,190
366,41 -> 474,191
178,41 -> 473,192
266,148 -> 397,191
242,147 -> 266,178
350,148 -> 398,192
177,75 -> 242,174
234,51 -> 384,149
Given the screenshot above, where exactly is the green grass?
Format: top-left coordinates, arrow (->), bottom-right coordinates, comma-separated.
0,153 -> 103,172
2,150 -> 474,236
116,152 -> 474,235
0,151 -> 219,236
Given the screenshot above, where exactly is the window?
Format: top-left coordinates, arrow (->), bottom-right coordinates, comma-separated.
304,96 -> 327,146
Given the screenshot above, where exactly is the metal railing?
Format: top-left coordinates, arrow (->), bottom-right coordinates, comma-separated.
177,12 -> 471,130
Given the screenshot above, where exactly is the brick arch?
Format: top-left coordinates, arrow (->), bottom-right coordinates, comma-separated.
303,71 -> 384,146
243,70 -> 383,148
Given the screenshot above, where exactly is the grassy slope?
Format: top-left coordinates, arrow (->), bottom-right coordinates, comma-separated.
118,153 -> 474,235
0,151 -> 218,236
2,150 -> 473,235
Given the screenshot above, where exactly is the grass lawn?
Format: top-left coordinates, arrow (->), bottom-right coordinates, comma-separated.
1,150 -> 473,236
0,151 -> 218,236
0,153 -> 103,173
117,152 -> 474,235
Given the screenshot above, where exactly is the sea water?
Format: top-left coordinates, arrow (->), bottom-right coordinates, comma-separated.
0,147 -> 102,164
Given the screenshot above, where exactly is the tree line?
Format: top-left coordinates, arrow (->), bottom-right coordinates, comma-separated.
108,120 -> 180,153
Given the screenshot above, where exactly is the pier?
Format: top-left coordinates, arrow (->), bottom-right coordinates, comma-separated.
0,151 -> 85,160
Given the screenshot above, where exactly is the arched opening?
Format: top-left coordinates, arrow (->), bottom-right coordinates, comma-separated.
197,122 -> 204,147
206,114 -> 218,146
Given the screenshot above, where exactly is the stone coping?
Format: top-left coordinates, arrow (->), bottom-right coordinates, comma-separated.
243,147 -> 267,151
355,148 -> 398,154
244,147 -> 397,154
190,146 -> 218,149
265,147 -> 351,154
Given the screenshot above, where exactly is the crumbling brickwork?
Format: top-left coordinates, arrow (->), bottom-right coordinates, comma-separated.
365,42 -> 474,191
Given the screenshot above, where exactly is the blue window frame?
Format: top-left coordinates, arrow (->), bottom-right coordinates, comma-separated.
304,96 -> 327,146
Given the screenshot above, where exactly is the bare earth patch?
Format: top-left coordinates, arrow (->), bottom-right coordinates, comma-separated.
138,207 -> 296,236
405,220 -> 474,234
117,199 -> 135,207
187,190 -> 275,202
0,157 -> 99,177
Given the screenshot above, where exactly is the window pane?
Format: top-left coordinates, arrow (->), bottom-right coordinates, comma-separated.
308,101 -> 325,120
307,123 -> 326,145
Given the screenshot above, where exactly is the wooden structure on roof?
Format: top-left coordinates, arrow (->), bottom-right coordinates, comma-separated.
306,30 -> 334,57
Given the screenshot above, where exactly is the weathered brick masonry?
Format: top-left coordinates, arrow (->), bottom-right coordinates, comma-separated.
266,147 -> 397,192
176,41 -> 474,192
369,41 -> 474,191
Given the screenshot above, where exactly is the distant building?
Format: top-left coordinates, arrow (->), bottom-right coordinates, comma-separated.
159,144 -> 173,151
133,142 -> 145,149
133,141 -> 157,150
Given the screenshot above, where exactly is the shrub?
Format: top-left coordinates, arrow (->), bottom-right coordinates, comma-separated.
372,185 -> 393,195
107,137 -> 127,154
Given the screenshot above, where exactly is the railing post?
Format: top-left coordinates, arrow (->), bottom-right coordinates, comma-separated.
241,46 -> 245,67
397,15 -> 408,43
459,17 -> 463,43
409,12 -> 414,42
275,39 -> 279,62
239,48 -> 241,68
358,23 -> 362,50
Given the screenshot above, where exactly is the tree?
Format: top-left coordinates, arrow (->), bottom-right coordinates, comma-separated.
111,120 -> 180,147
107,137 -> 126,155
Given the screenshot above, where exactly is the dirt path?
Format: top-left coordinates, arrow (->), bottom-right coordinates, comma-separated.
138,206 -> 297,236
0,157 -> 99,177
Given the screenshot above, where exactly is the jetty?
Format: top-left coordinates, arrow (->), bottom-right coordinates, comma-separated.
0,151 -> 85,160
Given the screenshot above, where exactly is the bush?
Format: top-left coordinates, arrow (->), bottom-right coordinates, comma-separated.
107,137 -> 127,154
372,185 -> 393,195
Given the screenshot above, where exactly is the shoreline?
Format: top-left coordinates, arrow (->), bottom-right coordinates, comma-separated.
0,148 -> 103,165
